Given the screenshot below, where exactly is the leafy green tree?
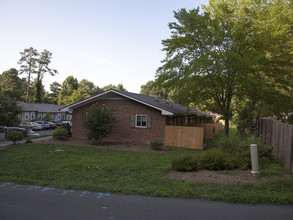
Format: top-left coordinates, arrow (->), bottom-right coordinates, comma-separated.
0,68 -> 26,100
18,47 -> 58,103
102,83 -> 127,91
157,0 -> 293,136
116,83 -> 127,91
46,81 -> 62,104
140,80 -> 170,100
58,76 -> 79,105
18,47 -> 38,103
79,79 -> 98,95
33,77 -> 44,103
83,103 -> 117,144
0,94 -> 22,126
71,88 -> 91,103
33,50 -> 58,103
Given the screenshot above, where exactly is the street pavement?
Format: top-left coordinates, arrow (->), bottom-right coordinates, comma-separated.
0,182 -> 293,220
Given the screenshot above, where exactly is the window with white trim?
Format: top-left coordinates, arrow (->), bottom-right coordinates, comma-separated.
25,112 -> 29,120
135,114 -> 147,128
30,112 -> 35,120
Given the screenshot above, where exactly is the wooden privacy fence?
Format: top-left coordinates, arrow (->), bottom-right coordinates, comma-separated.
257,119 -> 293,173
196,123 -> 223,139
165,126 -> 204,149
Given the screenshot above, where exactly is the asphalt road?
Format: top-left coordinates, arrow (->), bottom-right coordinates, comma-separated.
1,182 -> 293,220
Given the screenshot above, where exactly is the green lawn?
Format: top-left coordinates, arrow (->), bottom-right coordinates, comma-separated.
0,142 -> 292,204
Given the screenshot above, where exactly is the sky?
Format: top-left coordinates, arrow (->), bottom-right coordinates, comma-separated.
0,0 -> 208,93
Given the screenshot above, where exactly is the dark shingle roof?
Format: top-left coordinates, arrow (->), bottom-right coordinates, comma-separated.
115,90 -> 212,117
62,89 -> 212,118
18,102 -> 66,113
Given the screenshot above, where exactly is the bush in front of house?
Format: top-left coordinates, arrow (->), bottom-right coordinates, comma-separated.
83,103 -> 117,145
52,127 -> 69,140
198,150 -> 234,170
171,150 -> 234,172
172,154 -> 199,171
150,140 -> 164,150
6,130 -> 24,144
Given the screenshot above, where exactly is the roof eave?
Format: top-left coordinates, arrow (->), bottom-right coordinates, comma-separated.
61,89 -> 174,116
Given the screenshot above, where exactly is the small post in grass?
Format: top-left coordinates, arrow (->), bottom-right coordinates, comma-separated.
250,144 -> 260,176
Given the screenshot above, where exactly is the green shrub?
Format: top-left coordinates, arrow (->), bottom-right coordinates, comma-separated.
25,139 -> 33,144
83,103 -> 117,144
52,127 -> 69,140
199,150 -> 234,170
172,154 -> 199,171
150,140 -> 164,150
286,116 -> 293,125
7,130 -> 24,144
234,151 -> 251,170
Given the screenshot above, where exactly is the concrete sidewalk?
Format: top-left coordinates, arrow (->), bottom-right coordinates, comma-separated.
0,136 -> 52,148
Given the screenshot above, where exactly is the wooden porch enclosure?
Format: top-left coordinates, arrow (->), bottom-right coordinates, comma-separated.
196,123 -> 223,139
164,123 -> 223,149
164,126 -> 204,149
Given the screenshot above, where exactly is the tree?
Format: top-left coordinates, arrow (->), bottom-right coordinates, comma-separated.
58,76 -> 79,105
140,80 -> 170,100
18,47 -> 58,103
102,84 -> 127,91
47,81 -> 61,104
116,83 -> 127,92
156,0 -> 293,137
18,47 -> 38,103
83,103 -> 117,144
0,94 -> 21,126
0,68 -> 26,100
33,50 -> 58,103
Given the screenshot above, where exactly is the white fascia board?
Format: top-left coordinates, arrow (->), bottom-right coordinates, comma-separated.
161,110 -> 173,116
59,107 -> 69,112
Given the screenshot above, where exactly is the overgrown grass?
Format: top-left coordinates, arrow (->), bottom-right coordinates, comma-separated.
0,142 -> 292,204
204,128 -> 284,176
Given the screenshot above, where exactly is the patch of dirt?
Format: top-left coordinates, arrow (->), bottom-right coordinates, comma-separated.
166,170 -> 288,184
36,137 -> 167,152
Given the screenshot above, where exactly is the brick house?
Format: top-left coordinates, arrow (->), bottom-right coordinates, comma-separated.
61,89 -> 213,144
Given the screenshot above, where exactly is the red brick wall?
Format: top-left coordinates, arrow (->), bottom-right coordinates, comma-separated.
72,98 -> 166,144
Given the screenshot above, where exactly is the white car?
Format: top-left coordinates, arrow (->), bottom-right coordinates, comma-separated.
19,122 -> 43,130
35,121 -> 51,130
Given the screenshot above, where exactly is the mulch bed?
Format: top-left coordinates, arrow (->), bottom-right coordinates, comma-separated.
166,170 -> 281,184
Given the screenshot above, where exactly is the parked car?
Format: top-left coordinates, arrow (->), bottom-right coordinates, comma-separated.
5,127 -> 40,139
47,122 -> 57,129
19,122 -> 42,130
35,121 -> 51,130
52,120 -> 68,128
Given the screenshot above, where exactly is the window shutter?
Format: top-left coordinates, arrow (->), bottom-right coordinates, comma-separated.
147,115 -> 151,128
130,115 -> 135,127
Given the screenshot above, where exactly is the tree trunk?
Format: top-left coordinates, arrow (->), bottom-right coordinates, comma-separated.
224,117 -> 230,137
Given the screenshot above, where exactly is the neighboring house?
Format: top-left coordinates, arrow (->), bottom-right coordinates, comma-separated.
18,102 -> 72,122
61,89 -> 213,144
